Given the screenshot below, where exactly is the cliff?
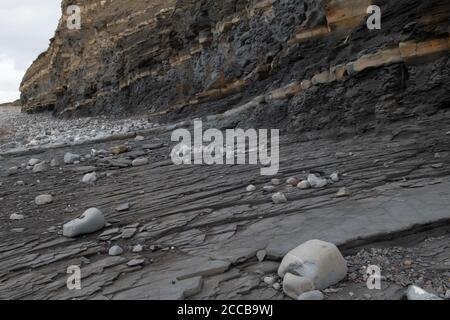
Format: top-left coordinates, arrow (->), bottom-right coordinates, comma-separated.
20,0 -> 450,133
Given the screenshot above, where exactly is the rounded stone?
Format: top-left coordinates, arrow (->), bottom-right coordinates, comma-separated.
35,194 -> 53,205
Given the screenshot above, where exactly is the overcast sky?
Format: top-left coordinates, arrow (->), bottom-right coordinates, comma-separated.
0,1 -> 61,103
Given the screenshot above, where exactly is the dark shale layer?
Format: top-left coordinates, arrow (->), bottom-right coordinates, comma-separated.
20,0 -> 450,135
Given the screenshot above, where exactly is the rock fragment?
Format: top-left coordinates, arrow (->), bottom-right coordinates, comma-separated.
82,172 -> 97,184
127,258 -> 145,267
132,245 -> 144,253
63,208 -> 106,238
132,157 -> 149,167
286,177 -> 299,187
28,158 -> 40,166
298,290 -> 325,300
406,286 -> 442,301
64,152 -> 80,164
297,180 -> 311,190
115,203 -> 130,212
111,145 -> 128,155
336,187 -> 351,198
272,192 -> 287,204
246,184 -> 256,192
308,174 -> 328,188
35,194 -> 53,205
109,245 -> 124,256
33,162 -> 47,173
10,213 -> 24,220
330,172 -> 340,182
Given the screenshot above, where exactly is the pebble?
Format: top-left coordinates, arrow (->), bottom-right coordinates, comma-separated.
298,290 -> 325,301
127,258 -> 145,267
264,276 -> 276,286
297,180 -> 311,190
263,186 -> 276,193
271,179 -> 281,186
82,172 -> 97,184
32,162 -> 47,173
330,172 -> 340,182
273,283 -> 281,291
286,177 -> 299,187
256,250 -> 267,262
135,135 -> 145,141
64,152 -> 80,164
116,203 -> 130,212
132,244 -> 144,253
50,159 -> 60,167
7,167 -> 18,175
308,174 -> 328,188
10,213 -> 24,220
132,157 -> 149,167
445,289 -> 450,300
111,145 -> 128,155
109,245 -> 124,256
336,187 -> 352,198
35,194 -> 53,205
28,158 -> 40,166
272,192 -> 287,204
246,184 -> 257,192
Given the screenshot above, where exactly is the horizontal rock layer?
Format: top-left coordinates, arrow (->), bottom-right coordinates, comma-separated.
21,0 -> 450,133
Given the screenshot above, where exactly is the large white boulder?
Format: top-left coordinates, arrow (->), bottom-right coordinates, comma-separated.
63,208 -> 106,238
278,239 -> 347,290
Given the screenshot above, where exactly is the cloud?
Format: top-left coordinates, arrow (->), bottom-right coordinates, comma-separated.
0,0 -> 61,103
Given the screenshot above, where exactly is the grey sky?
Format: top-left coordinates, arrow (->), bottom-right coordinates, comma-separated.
0,1 -> 61,103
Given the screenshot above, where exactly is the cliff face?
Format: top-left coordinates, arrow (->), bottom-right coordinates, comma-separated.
21,0 -> 450,133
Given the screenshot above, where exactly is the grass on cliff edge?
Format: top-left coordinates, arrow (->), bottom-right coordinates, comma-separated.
0,99 -> 21,107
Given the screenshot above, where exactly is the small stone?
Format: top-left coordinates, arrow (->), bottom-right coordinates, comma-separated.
297,180 -> 311,190
403,260 -> 413,266
7,167 -> 18,176
111,145 -> 128,155
135,135 -> 145,141
15,181 -> 25,186
63,208 -> 106,238
116,203 -> 130,212
308,174 -> 328,188
445,290 -> 450,300
286,177 -> 299,187
336,187 -> 351,198
330,172 -> 340,182
273,283 -> 281,291
132,157 -> 149,167
272,192 -> 287,204
28,158 -> 40,166
264,276 -> 276,286
64,152 -> 80,164
431,163 -> 444,169
271,179 -> 281,186
82,172 -> 97,184
50,159 -> 60,167
121,228 -> 137,239
127,258 -> 145,267
109,245 -> 124,256
246,184 -> 257,192
35,194 -> 53,205
12,228 -> 25,233
256,250 -> 267,262
10,213 -> 24,220
132,244 -> 144,253
33,162 -> 47,173
298,290 -> 325,301
263,186 -> 276,193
